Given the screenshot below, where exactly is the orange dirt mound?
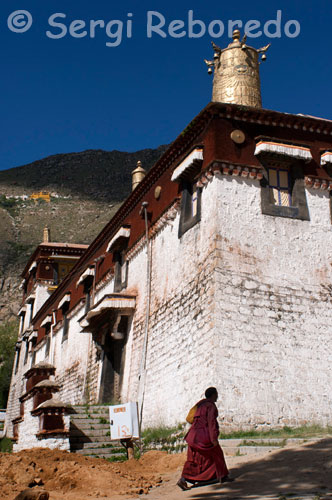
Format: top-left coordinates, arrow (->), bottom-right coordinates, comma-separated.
0,449 -> 185,500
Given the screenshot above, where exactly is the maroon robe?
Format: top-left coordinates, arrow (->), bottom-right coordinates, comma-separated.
182,399 -> 229,482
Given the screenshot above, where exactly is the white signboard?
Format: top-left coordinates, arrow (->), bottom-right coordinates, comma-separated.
109,402 -> 139,440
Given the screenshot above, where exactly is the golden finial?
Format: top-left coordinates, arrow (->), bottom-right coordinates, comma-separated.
43,226 -> 51,243
204,29 -> 271,108
131,161 -> 146,191
233,29 -> 241,40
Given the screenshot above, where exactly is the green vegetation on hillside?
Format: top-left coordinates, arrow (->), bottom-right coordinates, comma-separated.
0,320 -> 18,408
0,436 -> 13,453
0,241 -> 34,274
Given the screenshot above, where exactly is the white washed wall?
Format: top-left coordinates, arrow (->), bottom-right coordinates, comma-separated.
7,173 -> 332,438
213,175 -> 332,429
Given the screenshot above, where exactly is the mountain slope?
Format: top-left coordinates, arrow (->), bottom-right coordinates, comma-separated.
0,146 -> 168,201
0,146 -> 167,322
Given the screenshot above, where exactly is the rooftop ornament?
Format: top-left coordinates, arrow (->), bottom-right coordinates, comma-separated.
204,29 -> 271,108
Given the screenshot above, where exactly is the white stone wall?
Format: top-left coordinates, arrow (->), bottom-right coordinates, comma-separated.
212,175 -> 332,428
5,342 -> 28,437
121,174 -> 332,429
124,181 -> 222,427
48,307 -> 97,405
34,284 -> 51,316
7,171 -> 332,438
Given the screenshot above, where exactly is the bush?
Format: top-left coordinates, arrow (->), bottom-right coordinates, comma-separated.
0,436 -> 13,453
0,196 -> 19,217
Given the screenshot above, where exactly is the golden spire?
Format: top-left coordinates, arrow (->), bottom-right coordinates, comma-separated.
43,226 -> 51,243
205,29 -> 271,108
131,161 -> 146,191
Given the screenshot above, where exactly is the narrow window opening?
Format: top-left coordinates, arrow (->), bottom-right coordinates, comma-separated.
23,341 -> 29,365
14,346 -> 21,374
61,303 -> 70,343
178,180 -> 201,237
114,251 -> 128,292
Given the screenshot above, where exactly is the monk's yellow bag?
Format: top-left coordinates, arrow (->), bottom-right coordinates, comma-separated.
186,404 -> 197,424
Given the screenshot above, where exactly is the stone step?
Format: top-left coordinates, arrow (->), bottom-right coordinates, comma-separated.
70,441 -> 123,451
69,405 -> 121,459
70,413 -> 109,424
70,435 -> 115,444
71,406 -> 110,415
71,411 -> 109,418
70,422 -> 110,430
70,428 -> 111,438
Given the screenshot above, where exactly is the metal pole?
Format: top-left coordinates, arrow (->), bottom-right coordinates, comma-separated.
137,202 -> 152,434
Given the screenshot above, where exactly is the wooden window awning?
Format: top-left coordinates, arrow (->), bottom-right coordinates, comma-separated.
255,140 -> 312,162
28,331 -> 38,342
29,261 -> 37,273
76,267 -> 94,286
26,293 -> 35,304
18,306 -> 27,317
79,293 -> 136,328
106,227 -> 131,252
41,315 -> 52,327
58,293 -> 71,309
321,151 -> 332,166
171,148 -> 204,181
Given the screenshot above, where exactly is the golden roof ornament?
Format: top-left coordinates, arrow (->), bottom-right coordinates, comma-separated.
205,29 -> 271,108
43,226 -> 51,243
131,160 -> 146,191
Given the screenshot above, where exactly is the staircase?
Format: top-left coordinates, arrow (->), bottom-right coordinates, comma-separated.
69,405 -> 127,460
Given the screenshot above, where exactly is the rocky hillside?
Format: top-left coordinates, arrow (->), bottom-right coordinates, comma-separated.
0,146 -> 167,322
0,146 -> 167,201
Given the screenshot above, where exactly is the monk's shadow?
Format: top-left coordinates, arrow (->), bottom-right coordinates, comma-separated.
187,438 -> 332,499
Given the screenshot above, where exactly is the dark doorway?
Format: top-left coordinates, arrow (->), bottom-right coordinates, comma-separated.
99,316 -> 128,404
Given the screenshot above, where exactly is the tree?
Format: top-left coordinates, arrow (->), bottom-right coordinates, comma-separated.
0,321 -> 18,408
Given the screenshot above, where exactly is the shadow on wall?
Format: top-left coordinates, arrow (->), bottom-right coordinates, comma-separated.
189,438 -> 332,499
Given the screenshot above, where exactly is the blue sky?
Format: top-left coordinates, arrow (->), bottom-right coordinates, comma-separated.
0,0 -> 330,171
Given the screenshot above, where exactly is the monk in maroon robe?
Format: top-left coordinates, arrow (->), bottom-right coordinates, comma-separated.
177,387 -> 230,490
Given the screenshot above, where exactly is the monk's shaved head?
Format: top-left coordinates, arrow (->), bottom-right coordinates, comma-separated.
205,387 -> 217,399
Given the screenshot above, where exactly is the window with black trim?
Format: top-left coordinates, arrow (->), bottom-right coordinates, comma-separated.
178,180 -> 201,237
114,251 -> 128,293
23,340 -> 29,365
83,277 -> 94,314
260,163 -> 309,220
61,303 -> 70,343
19,311 -> 26,335
45,335 -> 51,358
28,300 -> 35,325
14,346 -> 21,374
45,323 -> 51,358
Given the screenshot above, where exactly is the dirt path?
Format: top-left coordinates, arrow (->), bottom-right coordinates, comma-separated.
1,438 -> 332,500
141,438 -> 332,500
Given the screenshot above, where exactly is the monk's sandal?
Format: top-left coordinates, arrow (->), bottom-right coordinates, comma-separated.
177,478 -> 191,491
